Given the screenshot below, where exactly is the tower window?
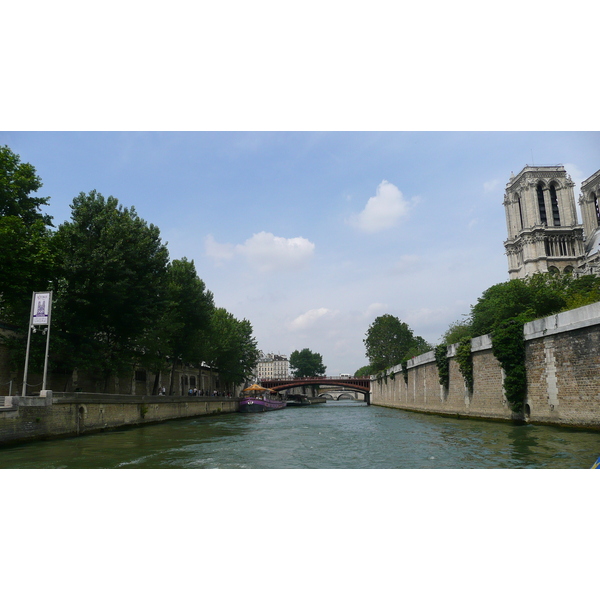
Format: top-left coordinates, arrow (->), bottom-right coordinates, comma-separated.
550,183 -> 561,226
516,194 -> 523,229
537,183 -> 547,225
593,192 -> 600,226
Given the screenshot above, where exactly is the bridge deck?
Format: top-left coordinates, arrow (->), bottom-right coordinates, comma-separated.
260,376 -> 370,392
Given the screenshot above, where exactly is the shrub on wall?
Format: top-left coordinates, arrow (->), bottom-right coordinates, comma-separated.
434,343 -> 450,389
491,318 -> 526,413
401,360 -> 408,385
455,337 -> 474,394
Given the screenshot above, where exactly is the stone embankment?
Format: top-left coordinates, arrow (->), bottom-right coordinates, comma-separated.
0,392 -> 239,445
371,301 -> 600,429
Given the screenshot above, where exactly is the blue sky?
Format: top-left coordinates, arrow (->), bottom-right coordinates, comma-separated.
3,131 -> 600,375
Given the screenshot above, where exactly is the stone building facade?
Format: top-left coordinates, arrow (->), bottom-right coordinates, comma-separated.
504,165 -> 600,279
256,352 -> 289,380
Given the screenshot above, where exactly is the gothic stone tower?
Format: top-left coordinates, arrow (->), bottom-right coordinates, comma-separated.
503,165 -> 585,279
578,168 -> 600,274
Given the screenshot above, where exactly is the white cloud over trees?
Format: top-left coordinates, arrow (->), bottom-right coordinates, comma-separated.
348,180 -> 410,233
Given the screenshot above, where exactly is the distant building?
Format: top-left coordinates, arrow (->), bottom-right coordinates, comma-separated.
256,352 -> 289,380
504,165 -> 600,279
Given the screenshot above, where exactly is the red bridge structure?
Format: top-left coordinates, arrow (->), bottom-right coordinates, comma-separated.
259,376 -> 371,403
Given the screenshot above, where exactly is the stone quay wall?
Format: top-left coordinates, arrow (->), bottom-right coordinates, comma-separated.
0,393 -> 239,446
371,301 -> 600,429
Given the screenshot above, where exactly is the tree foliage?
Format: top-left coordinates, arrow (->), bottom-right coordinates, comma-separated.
0,217 -> 55,326
51,191 -> 170,388
0,147 -> 55,327
0,145 -> 52,227
364,314 -> 429,372
289,348 -> 326,378
470,277 -> 560,337
354,365 -> 374,377
440,317 -> 473,346
139,257 -> 214,394
205,308 -> 259,387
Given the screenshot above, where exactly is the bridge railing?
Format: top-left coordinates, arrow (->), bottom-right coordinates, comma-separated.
259,376 -> 368,382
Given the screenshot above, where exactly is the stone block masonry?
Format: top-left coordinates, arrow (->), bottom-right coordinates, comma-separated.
371,301 -> 600,429
0,393 -> 239,446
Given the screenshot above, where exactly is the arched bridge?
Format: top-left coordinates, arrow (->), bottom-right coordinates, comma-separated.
260,376 -> 371,402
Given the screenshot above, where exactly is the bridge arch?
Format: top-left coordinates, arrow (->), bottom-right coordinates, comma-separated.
260,376 -> 371,404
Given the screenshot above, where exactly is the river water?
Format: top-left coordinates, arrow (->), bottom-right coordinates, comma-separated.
1,399 -> 600,468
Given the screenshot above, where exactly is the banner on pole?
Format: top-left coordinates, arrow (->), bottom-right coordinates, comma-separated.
32,292 -> 50,325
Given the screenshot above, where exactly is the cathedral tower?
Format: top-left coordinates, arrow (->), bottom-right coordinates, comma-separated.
503,165 -> 585,279
578,168 -> 600,273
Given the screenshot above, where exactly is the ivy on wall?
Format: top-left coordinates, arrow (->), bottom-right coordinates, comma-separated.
455,337 -> 474,394
401,360 -> 408,385
434,343 -> 450,389
491,318 -> 527,413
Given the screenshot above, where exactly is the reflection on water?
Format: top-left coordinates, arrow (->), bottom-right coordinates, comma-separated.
1,401 -> 599,468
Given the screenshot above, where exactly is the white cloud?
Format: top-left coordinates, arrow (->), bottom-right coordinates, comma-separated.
364,303 -> 387,318
289,307 -> 338,331
348,180 -> 410,233
241,232 -> 315,272
483,179 -> 500,193
205,231 -> 315,272
205,234 -> 235,263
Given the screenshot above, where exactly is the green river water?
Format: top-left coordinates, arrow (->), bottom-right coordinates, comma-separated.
1,399 -> 600,468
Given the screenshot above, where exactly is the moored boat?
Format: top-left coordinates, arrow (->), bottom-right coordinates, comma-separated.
286,394 -> 311,407
238,384 -> 286,413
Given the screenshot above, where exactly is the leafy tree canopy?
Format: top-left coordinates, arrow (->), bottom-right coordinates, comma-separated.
440,317 -> 473,346
354,365 -> 374,377
468,273 -> 600,337
363,314 -> 419,372
0,217 -> 55,326
405,335 -> 433,359
0,145 -> 52,227
162,258 -> 214,366
205,308 -> 259,386
289,348 -> 326,378
138,257 -> 214,394
51,190 -> 170,385
0,146 -> 56,326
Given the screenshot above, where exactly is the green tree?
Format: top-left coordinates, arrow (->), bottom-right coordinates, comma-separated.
0,145 -> 52,227
405,335 -> 433,358
0,146 -> 56,327
469,274 -> 567,337
52,191 -> 169,390
363,314 -> 416,372
137,258 -> 214,394
563,274 -> 600,309
0,217 -> 55,326
440,317 -> 473,346
289,348 -> 326,378
354,365 -> 374,377
204,308 -> 259,389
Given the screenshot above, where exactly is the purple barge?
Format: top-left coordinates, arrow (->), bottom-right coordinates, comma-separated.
238,384 -> 286,413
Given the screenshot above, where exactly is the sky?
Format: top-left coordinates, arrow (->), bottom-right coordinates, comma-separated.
3,131 -> 600,375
